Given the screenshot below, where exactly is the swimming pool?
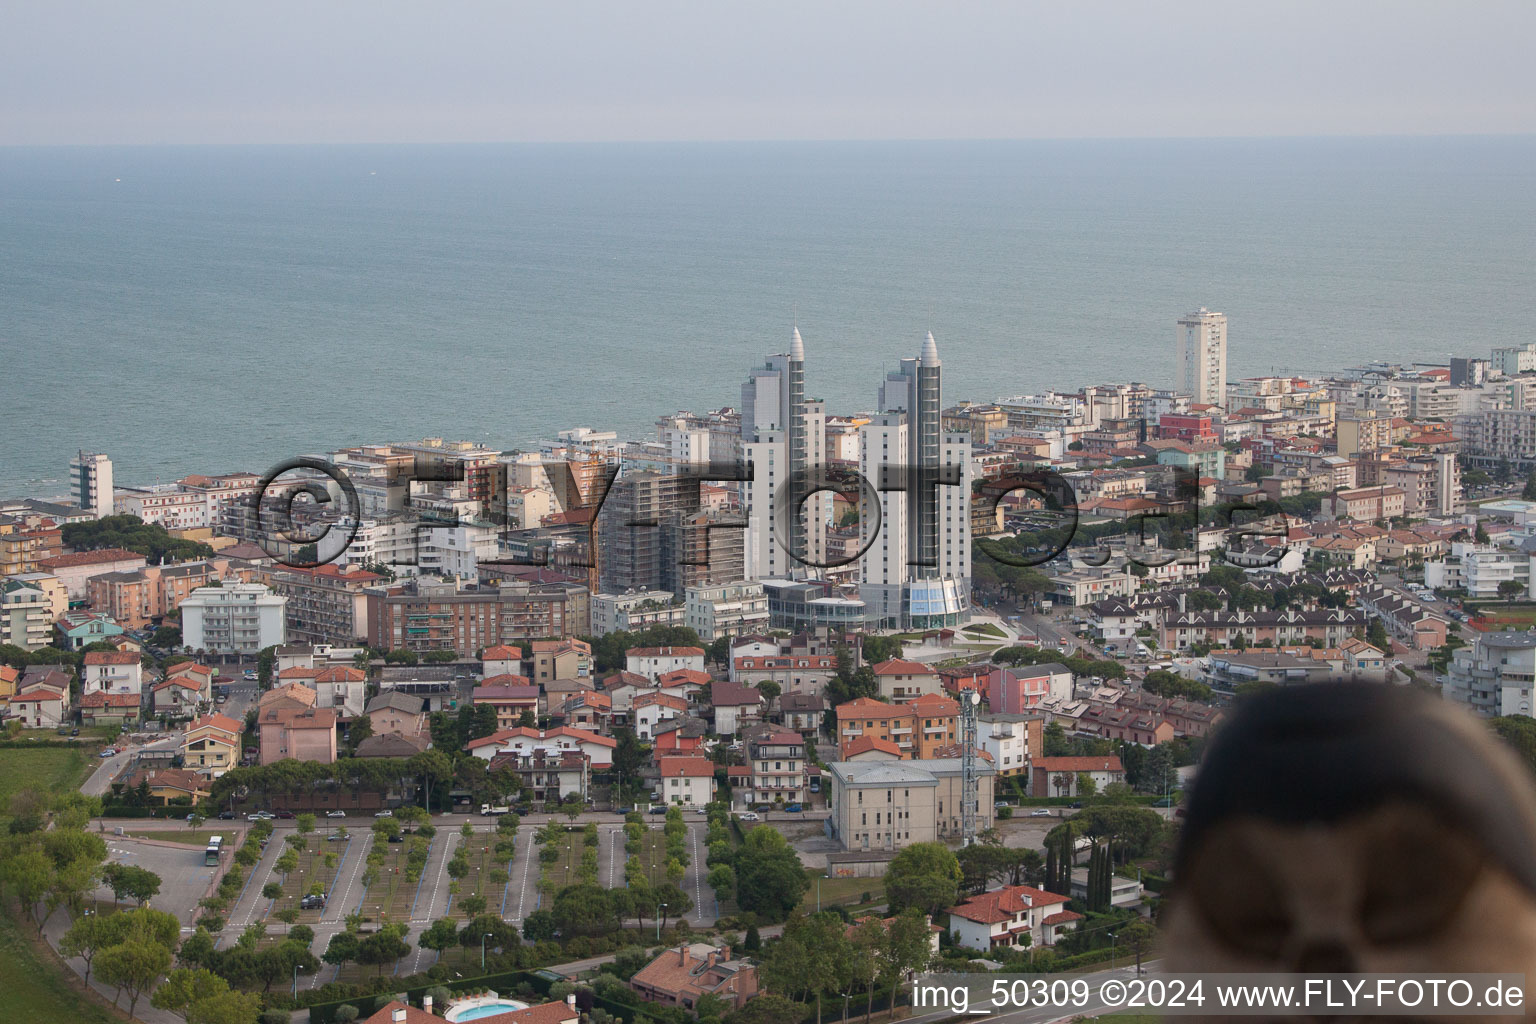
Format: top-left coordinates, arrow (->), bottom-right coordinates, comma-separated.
443,997 -> 530,1022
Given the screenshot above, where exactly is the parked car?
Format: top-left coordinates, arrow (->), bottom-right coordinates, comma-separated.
387,834 -> 404,843
274,810 -> 296,819
809,780 -> 820,793
327,832 -> 347,842
374,810 -> 394,818
994,800 -> 1012,808
300,894 -> 326,909
1029,808 -> 1053,817
325,810 -> 347,818
738,811 -> 761,822
243,670 -> 257,681
784,804 -> 803,813
1152,796 -> 1176,807
649,805 -> 667,814
99,748 -> 117,757
218,811 -> 236,820
247,811 -> 274,821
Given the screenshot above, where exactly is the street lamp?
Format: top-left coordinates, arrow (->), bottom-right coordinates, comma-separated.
656,902 -> 668,941
840,992 -> 851,1023
1107,931 -> 1117,970
292,963 -> 306,997
481,932 -> 493,972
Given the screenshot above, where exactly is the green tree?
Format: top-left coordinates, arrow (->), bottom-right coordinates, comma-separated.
734,826 -> 810,923
98,937 -> 174,1016
884,842 -> 961,916
418,917 -> 459,955
881,909 -> 936,1008
1118,919 -> 1156,973
723,995 -> 808,1024
60,912 -> 114,984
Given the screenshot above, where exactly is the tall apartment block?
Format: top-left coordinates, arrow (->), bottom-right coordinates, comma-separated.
1175,308 -> 1228,409
741,328 -> 828,580
70,450 -> 114,519
857,333 -> 972,629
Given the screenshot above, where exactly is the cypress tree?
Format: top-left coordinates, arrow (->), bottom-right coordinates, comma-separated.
1044,843 -> 1058,895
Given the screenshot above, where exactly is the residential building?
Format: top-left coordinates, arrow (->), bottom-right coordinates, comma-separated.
591,590 -> 685,635
834,695 -> 960,760
738,728 -> 809,806
731,652 -> 837,697
180,582 -> 288,653
264,563 -> 382,645
8,571 -> 66,621
986,664 -> 1073,714
633,691 -> 688,740
710,679 -> 764,736
82,649 -> 144,695
70,450 -> 114,518
479,644 -> 522,678
626,645 -> 705,682
858,334 -> 973,629
1,579 -> 56,650
464,726 -> 616,770
1175,309 -> 1228,409
685,582 -> 770,641
1446,631 -> 1536,717
258,706 -> 339,765
948,885 -> 1081,952
1028,756 -> 1126,798
1324,485 -> 1406,522
37,548 -> 147,602
152,674 -> 207,716
825,758 -> 996,851
314,665 -> 367,717
629,944 -> 759,1011
9,680 -> 70,728
79,691 -> 142,728
871,659 -> 942,703
111,766 -> 211,806
181,713 -> 243,776
472,678 -> 540,729
363,691 -> 428,740
776,691 -> 825,732
364,577 -> 587,654
979,713 -> 1043,779
659,756 -> 717,808
531,638 -> 592,682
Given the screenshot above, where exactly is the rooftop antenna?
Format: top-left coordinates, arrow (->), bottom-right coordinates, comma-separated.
961,689 -> 980,846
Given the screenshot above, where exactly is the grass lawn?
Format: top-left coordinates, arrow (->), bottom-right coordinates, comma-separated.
0,904 -> 127,1024
800,873 -> 886,913
961,622 -> 1005,638
125,829 -> 226,846
0,747 -> 96,824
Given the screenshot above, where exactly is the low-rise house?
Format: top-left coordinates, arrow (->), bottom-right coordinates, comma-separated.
364,691 -> 428,739
653,717 -> 709,754
947,885 -> 1082,951
465,725 -> 616,769
259,706 -> 338,765
730,653 -> 837,697
79,690 -> 141,727
55,610 -> 126,650
629,944 -> 758,1011
1070,868 -> 1144,908
978,713 -> 1043,778
112,765 -> 211,805
472,677 -> 540,729
315,665 -> 368,717
531,638 -> 592,682
181,712 -> 243,776
633,691 -> 689,740
82,649 -> 144,695
355,732 -> 430,758
151,675 -> 206,716
871,659 -> 942,703
165,661 -> 215,700
710,680 -> 763,736
1028,755 -> 1125,798
553,689 -> 612,731
487,747 -> 593,804
599,670 -> 652,717
659,755 -> 717,808
656,668 -> 711,703
776,691 -> 825,732
259,681 -> 319,714
10,680 -> 70,729
479,644 -> 524,678
626,645 -> 705,682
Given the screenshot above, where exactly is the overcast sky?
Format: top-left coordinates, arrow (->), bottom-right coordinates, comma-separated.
5,1 -> 1535,145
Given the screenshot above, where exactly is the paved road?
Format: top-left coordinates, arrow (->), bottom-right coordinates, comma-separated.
82,734 -> 181,797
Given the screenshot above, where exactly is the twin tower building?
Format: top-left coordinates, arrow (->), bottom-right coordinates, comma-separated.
739,329 -> 971,630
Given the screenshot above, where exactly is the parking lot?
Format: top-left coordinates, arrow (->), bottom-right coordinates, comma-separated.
213,818 -> 717,988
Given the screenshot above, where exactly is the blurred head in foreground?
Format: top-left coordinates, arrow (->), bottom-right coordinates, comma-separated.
1163,683 -> 1536,977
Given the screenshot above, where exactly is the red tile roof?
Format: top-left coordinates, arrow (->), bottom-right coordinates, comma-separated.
1043,910 -> 1084,925
658,668 -> 712,686
627,645 -> 705,658
949,885 -> 1070,924
1031,756 -> 1125,773
39,548 -> 146,569
187,712 -> 243,735
481,644 -> 522,661
472,1002 -> 580,1024
845,735 -> 902,757
84,650 -> 140,666
80,691 -> 141,708
871,658 -> 936,675
316,666 -> 365,682
660,756 -> 715,778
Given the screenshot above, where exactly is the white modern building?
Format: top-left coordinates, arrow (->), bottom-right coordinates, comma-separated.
741,328 -> 829,580
591,590 -> 686,635
858,333 -> 972,629
180,582 -> 288,653
1176,308 -> 1228,409
70,450 -> 114,519
685,581 -> 770,640
1445,630 -> 1536,717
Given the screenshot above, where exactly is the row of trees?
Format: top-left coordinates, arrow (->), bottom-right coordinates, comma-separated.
757,908 -> 936,1024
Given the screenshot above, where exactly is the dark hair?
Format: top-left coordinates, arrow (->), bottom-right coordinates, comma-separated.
1175,683 -> 1536,894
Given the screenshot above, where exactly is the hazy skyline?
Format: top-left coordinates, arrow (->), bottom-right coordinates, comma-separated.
5,1 -> 1536,146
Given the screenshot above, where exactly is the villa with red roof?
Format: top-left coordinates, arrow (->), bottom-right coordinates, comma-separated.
1028,755 -> 1126,797
659,755 -> 717,809
871,659 -> 941,703
947,885 -> 1083,951
465,725 -> 615,768
625,645 -> 705,682
82,649 -> 144,695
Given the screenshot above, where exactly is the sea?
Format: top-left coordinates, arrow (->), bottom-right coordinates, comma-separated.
3,136 -> 1534,498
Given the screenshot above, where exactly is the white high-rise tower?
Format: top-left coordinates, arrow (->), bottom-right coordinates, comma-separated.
857,332 -> 971,628
741,328 -> 828,580
70,450 -> 114,519
1176,308 -> 1228,408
